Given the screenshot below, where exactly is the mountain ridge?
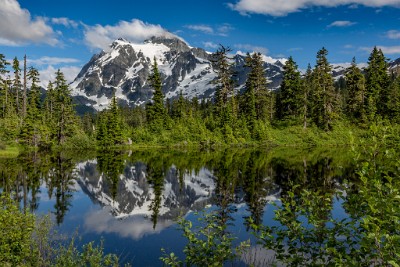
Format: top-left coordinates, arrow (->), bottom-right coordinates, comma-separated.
69,36 -> 400,111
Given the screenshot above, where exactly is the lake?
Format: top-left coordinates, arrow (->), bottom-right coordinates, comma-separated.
0,147 -> 371,266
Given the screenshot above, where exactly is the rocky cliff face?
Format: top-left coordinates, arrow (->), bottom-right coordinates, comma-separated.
71,36 -> 400,111
70,36 -> 287,111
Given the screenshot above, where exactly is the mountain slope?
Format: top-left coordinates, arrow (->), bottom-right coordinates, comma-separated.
70,37 -> 400,111
70,36 -> 286,110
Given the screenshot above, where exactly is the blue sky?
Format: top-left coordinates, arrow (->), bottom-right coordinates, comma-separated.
1,0 -> 400,84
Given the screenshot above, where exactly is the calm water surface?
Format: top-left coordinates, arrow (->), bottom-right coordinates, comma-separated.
0,148 -> 357,266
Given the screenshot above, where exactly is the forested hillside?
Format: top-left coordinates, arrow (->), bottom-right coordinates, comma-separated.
1,45 -> 399,151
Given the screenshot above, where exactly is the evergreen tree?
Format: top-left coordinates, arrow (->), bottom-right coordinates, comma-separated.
242,53 -> 258,132
311,48 -> 337,130
174,91 -> 187,119
108,94 -> 123,145
52,70 -> 79,145
0,54 -> 10,117
146,57 -> 166,129
345,57 -> 366,121
12,57 -> 22,115
20,67 -> 41,146
277,56 -> 303,121
211,45 -> 235,127
23,55 -> 27,117
96,112 -> 111,147
302,64 -> 312,129
365,47 -> 390,119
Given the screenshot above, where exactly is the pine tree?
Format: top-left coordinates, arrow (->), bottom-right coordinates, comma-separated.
277,56 -> 303,121
345,57 -> 365,121
311,48 -> 337,131
146,57 -> 166,129
0,54 -> 10,118
23,55 -> 27,117
20,67 -> 41,146
242,53 -> 258,131
96,112 -> 111,147
302,64 -> 312,129
52,70 -> 79,145
108,94 -> 123,145
365,47 -> 390,120
211,45 -> 235,127
12,57 -> 22,115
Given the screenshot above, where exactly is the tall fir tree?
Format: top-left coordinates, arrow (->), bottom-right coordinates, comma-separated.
242,53 -> 257,131
276,56 -> 303,121
20,67 -> 41,146
0,54 -> 10,118
211,45 -> 235,127
311,48 -> 337,130
12,57 -> 21,115
23,55 -> 27,117
365,47 -> 390,120
108,94 -> 123,145
52,70 -> 79,145
345,57 -> 366,121
146,57 -> 166,129
302,64 -> 312,129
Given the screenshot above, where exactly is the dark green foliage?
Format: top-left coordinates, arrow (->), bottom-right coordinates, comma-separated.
386,76 -> 400,122
161,211 -> 249,266
51,70 -> 80,145
0,194 -> 35,265
12,57 -> 22,116
96,95 -> 124,147
241,53 -> 260,132
20,67 -> 42,146
0,54 -> 10,118
276,56 -> 303,122
252,125 -> 400,266
212,45 -> 236,128
345,57 -> 366,121
302,64 -> 312,129
146,57 -> 166,130
365,47 -> 390,119
310,47 -> 337,130
0,194 -> 124,266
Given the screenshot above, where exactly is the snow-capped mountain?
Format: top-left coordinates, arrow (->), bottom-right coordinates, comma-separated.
70,36 -> 286,111
70,36 -> 400,111
75,160 -> 216,220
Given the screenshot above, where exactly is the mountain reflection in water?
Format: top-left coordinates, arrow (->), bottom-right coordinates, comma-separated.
0,148 -> 357,265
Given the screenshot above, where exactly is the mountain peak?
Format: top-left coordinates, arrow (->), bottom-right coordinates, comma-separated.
145,36 -> 190,52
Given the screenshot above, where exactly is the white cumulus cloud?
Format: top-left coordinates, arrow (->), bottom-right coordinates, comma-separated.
28,56 -> 80,66
84,19 -> 176,50
0,0 -> 58,46
51,17 -> 79,28
186,24 -> 214,34
228,0 -> 400,16
185,23 -> 234,36
234,43 -> 269,54
203,41 -> 219,49
386,30 -> 400,39
328,20 -> 357,27
39,65 -> 81,88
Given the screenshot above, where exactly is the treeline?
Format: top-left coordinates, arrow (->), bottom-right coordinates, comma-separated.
1,46 -> 399,149
0,54 -> 82,148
